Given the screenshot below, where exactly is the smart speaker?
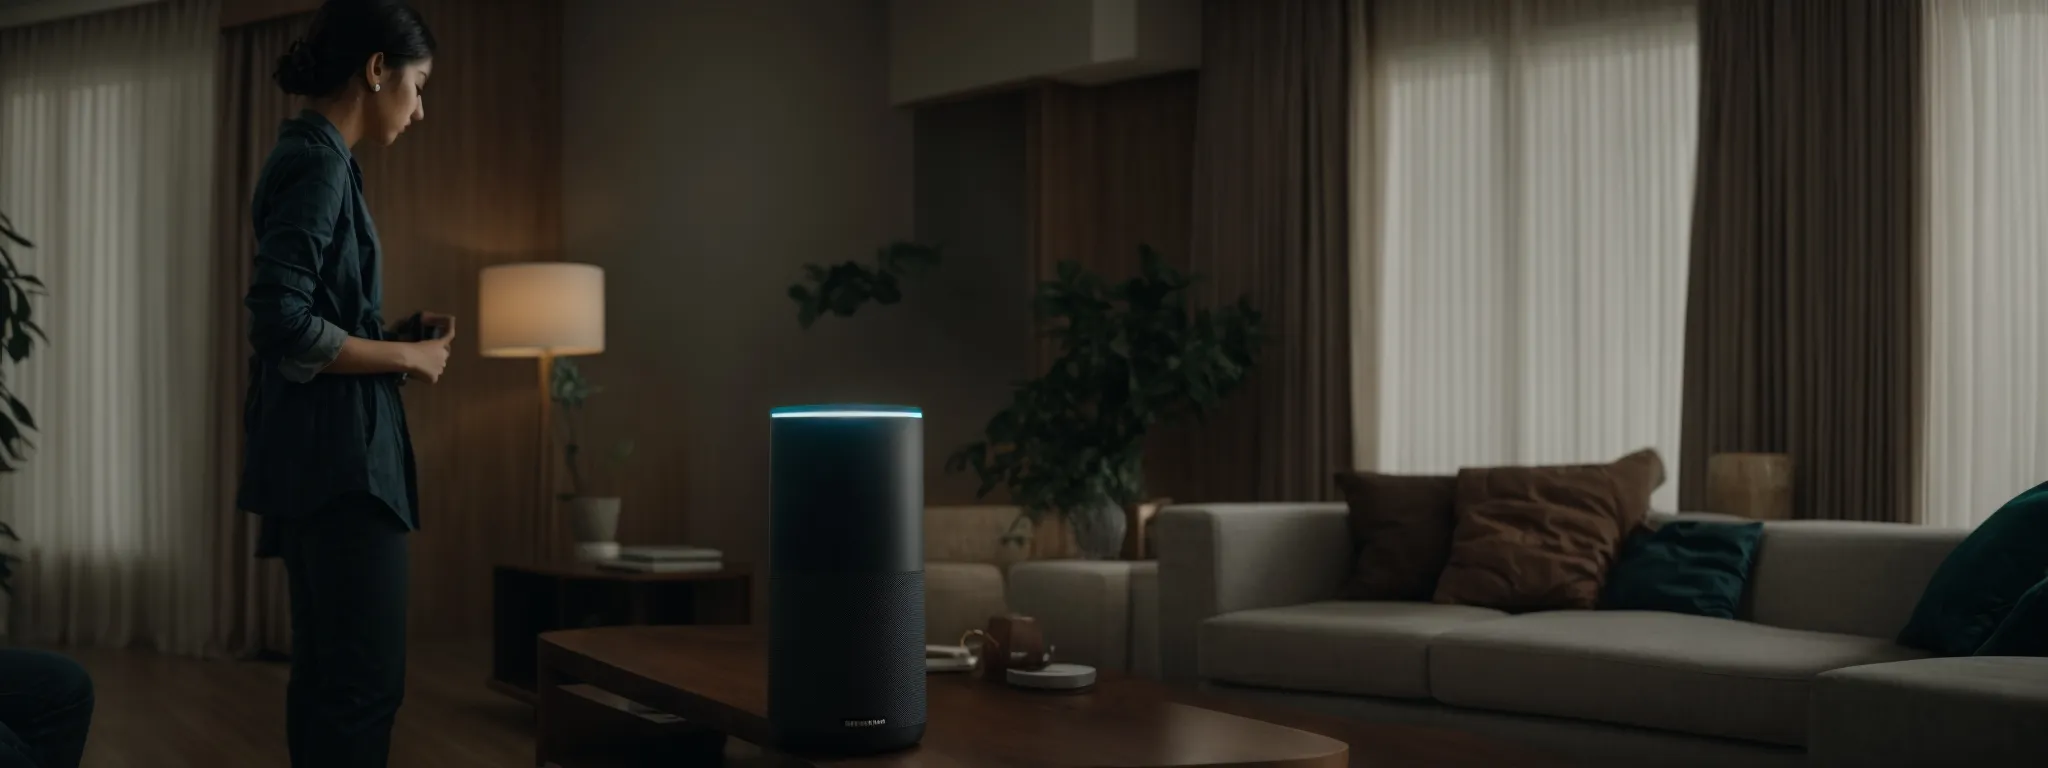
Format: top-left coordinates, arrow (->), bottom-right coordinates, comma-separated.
768,404 -> 926,754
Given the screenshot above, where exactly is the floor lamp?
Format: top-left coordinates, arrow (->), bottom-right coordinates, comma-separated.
479,262 -> 606,564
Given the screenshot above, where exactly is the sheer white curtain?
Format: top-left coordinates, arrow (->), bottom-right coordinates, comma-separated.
0,0 -> 218,652
1354,0 -> 1697,510
1920,0 -> 2048,528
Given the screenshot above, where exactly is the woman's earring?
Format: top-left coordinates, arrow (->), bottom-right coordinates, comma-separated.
371,83 -> 381,92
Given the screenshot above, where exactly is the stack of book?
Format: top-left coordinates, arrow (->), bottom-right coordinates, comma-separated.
596,546 -> 724,573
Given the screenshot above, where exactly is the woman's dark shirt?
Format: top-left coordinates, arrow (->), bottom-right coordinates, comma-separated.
239,110 -> 417,540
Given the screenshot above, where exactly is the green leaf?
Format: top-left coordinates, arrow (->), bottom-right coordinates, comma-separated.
827,288 -> 863,316
788,240 -> 939,328
872,272 -> 902,304
0,413 -> 25,450
5,394 -> 33,432
880,241 -> 942,275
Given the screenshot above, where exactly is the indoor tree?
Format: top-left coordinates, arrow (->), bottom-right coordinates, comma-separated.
0,212 -> 43,473
0,211 -> 46,593
946,247 -> 1263,559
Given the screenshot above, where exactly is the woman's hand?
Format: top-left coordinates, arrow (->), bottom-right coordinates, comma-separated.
328,314 -> 457,380
407,315 -> 456,383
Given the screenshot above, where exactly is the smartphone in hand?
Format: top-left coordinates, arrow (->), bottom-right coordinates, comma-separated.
394,311 -> 443,385
396,311 -> 445,342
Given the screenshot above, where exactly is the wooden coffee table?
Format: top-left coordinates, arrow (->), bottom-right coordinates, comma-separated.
535,626 -> 1557,767
491,562 -> 751,703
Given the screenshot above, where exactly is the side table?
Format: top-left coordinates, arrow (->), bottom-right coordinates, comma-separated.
1006,559 -> 1159,677
491,561 -> 751,702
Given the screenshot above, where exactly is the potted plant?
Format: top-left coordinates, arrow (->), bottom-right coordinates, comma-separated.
946,247 -> 1263,559
1,211 -> 46,628
550,357 -> 635,561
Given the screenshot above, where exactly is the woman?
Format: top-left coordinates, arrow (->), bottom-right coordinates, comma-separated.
240,2 -> 445,766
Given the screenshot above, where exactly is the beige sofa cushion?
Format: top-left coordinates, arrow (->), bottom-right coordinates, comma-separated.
1007,561 -> 1134,672
1131,562 -> 1160,679
924,505 -> 1029,568
1810,657 -> 2048,768
925,561 -> 1007,645
1429,610 -> 1926,746
1744,521 -> 1963,639
1199,601 -> 1509,699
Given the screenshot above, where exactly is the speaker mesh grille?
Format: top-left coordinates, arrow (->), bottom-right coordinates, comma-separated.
769,570 -> 927,733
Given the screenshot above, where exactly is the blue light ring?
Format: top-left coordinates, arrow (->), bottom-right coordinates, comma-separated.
770,404 -> 923,419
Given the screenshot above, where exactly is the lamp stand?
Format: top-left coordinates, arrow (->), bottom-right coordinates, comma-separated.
534,351 -> 557,564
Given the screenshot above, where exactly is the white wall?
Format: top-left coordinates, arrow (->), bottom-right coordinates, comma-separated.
563,0 -> 1031,590
889,0 -> 1201,104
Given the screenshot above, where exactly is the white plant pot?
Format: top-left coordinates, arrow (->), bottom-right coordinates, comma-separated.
1069,498 -> 1128,560
565,496 -> 622,562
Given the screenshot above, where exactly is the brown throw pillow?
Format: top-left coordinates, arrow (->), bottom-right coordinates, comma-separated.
1334,472 -> 1458,601
1432,449 -> 1666,612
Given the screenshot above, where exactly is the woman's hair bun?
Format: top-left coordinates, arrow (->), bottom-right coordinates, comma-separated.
274,41 -> 325,97
270,0 -> 436,98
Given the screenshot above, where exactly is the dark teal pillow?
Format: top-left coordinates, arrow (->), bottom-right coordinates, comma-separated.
1600,520 -> 1765,619
1899,481 -> 2048,656
1974,574 -> 2048,657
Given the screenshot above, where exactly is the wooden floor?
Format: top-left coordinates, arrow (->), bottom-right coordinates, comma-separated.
67,640 -> 534,768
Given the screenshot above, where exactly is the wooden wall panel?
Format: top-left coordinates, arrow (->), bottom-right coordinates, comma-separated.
1026,73 -> 1198,289
1023,73 -> 1204,503
345,0 -> 564,639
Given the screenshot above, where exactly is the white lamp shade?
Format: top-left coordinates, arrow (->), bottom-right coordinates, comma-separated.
478,262 -> 605,358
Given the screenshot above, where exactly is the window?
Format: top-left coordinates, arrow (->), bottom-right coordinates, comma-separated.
1919,0 -> 2048,527
1360,0 -> 1698,509
0,0 -> 217,650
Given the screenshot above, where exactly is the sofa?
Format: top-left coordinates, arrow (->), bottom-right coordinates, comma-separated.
1005,559 -> 1162,674
925,506 -> 1164,676
1156,503 -> 2048,767
923,505 -> 1031,645
925,504 -> 1105,644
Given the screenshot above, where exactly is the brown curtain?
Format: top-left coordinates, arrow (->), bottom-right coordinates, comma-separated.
209,14 -> 304,658
1679,0 -> 1920,522
1025,75 -> 1200,292
1182,0 -> 1354,503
